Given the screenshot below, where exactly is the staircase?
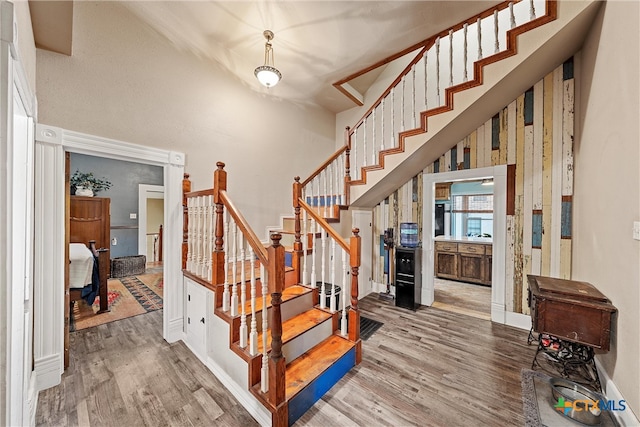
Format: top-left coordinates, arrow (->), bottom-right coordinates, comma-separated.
178,1 -> 602,425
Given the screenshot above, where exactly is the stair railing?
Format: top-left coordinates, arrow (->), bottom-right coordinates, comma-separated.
182,163 -> 286,408
348,0 -> 546,183
299,0 -> 551,206
293,177 -> 362,346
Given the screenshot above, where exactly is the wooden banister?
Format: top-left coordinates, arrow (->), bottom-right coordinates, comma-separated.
300,145 -> 348,188
267,233 -> 287,425
219,190 -> 269,265
298,199 -> 350,253
348,228 -> 361,363
212,163 -> 226,285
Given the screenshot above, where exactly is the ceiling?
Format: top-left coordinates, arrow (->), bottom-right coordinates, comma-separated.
30,1 -> 501,113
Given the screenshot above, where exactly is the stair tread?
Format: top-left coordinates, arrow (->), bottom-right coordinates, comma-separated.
256,308 -> 332,354
237,284 -> 311,316
285,335 -> 354,400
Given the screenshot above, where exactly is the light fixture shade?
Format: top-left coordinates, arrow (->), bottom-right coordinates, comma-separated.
254,65 -> 281,88
255,30 -> 281,88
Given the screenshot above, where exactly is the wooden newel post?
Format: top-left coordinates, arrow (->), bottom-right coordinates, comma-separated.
212,162 -> 227,286
182,173 -> 191,270
292,177 -> 303,285
344,126 -> 351,206
349,228 -> 362,363
268,233 -> 288,426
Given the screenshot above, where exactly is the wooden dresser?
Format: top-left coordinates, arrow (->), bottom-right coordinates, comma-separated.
527,275 -> 617,351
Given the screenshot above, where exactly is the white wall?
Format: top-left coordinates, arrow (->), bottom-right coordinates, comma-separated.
35,1 -> 336,236
572,1 -> 640,419
14,0 -> 36,95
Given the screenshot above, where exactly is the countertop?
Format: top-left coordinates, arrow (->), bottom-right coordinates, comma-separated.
434,236 -> 492,244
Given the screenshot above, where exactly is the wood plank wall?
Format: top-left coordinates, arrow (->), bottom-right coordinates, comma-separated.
372,58 -> 575,314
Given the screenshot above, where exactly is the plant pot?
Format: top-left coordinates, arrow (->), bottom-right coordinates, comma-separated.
75,186 -> 94,197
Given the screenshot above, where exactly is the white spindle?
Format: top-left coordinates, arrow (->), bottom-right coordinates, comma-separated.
260,263 -> 269,393
530,0 -> 536,20
195,197 -> 202,276
448,29 -> 454,87
411,64 -> 416,128
320,225 -> 326,309
372,108 -> 376,165
239,236 -> 247,348
249,248 -> 258,355
207,196 -> 214,281
363,118 -> 367,167
390,87 -> 395,147
323,170 -> 328,218
230,222 -> 238,317
310,218 -> 317,289
494,10 -> 499,53
435,37 -> 441,106
353,127 -> 358,180
341,248 -> 347,336
510,2 -> 516,29
381,96 -> 385,151
334,156 -> 340,205
302,206 -> 308,285
477,18 -> 483,60
423,51 -> 428,110
330,239 -> 336,312
222,218 -> 230,312
463,23 -> 468,82
401,76 -> 405,131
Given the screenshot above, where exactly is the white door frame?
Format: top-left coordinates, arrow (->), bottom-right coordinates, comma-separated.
422,165 -> 508,324
33,125 -> 185,392
1,2 -> 38,425
138,184 -> 165,260
352,209 -> 373,299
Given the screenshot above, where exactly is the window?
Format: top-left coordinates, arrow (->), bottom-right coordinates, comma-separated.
452,194 -> 493,237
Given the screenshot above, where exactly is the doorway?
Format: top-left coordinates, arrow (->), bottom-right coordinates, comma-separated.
138,184 -> 165,266
422,165 -> 508,324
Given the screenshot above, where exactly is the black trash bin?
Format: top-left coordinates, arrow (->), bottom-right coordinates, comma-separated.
316,282 -> 341,309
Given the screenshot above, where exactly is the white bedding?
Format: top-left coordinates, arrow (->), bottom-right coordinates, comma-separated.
69,243 -> 94,289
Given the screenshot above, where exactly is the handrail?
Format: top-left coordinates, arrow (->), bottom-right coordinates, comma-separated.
185,188 -> 214,198
348,0 -> 524,136
298,198 -> 350,253
219,190 -> 269,265
300,145 -> 348,188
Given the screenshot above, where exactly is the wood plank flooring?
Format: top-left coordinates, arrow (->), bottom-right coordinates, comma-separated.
37,294 -> 537,427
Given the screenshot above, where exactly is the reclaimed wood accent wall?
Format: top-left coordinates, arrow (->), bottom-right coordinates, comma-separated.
373,58 -> 575,314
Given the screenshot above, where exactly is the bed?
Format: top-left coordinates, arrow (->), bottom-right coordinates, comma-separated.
69,240 -> 110,314
69,196 -> 111,316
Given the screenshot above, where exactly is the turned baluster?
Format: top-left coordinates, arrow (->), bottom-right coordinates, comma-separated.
349,228 -> 362,364
292,177 -> 303,285
213,162 -> 227,286
182,173 -> 191,270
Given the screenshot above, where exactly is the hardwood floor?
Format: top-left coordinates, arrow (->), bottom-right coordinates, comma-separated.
37,295 -> 536,427
433,277 -> 492,320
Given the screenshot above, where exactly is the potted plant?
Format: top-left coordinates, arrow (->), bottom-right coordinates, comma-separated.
70,170 -> 112,197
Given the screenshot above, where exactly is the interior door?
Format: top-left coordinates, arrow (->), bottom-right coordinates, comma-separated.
352,210 -> 373,299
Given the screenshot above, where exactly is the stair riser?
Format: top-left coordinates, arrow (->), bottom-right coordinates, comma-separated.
282,320 -> 333,363
287,346 -> 356,426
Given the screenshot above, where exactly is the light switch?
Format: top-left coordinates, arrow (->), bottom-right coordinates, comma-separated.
633,221 -> 640,241
130,213 -> 137,219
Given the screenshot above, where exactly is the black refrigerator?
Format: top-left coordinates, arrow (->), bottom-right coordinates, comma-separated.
435,203 -> 445,236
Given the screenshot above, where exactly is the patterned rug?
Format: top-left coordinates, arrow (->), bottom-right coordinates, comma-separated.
71,271 -> 163,331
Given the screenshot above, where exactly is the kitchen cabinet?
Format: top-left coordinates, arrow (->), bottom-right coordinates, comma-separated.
434,239 -> 492,285
435,183 -> 451,201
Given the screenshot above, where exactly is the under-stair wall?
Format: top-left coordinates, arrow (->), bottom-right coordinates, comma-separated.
371,59 -> 576,315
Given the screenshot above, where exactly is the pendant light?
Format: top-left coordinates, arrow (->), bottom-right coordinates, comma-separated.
254,30 -> 282,88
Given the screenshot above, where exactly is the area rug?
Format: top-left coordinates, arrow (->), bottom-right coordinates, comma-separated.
71,271 -> 163,331
521,369 -> 619,427
360,316 -> 383,340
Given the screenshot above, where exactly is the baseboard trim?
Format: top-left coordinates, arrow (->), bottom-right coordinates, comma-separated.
28,372 -> 38,426
34,353 -> 61,391
504,311 -> 532,331
205,356 -> 272,427
594,358 -> 640,426
164,316 -> 184,343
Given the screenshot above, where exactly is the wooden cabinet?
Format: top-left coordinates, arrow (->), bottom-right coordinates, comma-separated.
434,240 -> 491,285
435,183 -> 451,200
